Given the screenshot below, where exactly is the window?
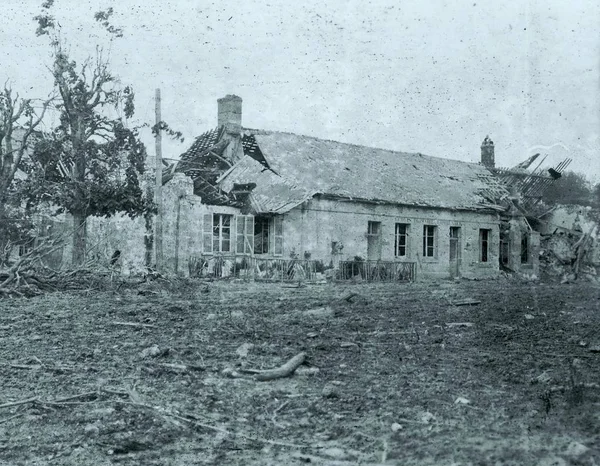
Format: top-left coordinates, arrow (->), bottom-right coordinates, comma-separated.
480,229 -> 491,262
254,216 -> 270,254
521,233 -> 529,264
212,214 -> 232,253
422,225 -> 436,257
395,223 -> 409,257
368,221 -> 381,236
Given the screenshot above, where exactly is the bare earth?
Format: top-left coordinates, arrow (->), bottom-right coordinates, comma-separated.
0,278 -> 599,465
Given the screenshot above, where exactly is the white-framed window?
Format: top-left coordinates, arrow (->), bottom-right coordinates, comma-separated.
212,214 -> 232,253
395,223 -> 409,257
422,225 -> 437,257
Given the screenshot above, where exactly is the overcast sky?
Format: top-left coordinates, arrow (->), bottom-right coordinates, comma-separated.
3,0 -> 600,181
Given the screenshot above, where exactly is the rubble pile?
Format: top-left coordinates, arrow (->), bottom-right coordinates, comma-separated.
539,228 -> 599,283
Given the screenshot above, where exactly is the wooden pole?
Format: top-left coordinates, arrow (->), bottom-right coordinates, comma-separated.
154,89 -> 163,271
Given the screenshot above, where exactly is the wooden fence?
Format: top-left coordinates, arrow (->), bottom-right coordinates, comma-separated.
189,255 -> 318,281
189,256 -> 416,282
337,260 -> 416,281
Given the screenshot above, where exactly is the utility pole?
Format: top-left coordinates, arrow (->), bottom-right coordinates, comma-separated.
154,88 -> 163,272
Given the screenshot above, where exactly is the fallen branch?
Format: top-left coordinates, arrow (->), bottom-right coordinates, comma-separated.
111,321 -> 157,329
0,413 -> 26,424
5,363 -> 42,370
53,391 -> 99,403
452,299 -> 481,306
254,352 -> 306,382
0,396 -> 39,409
152,362 -> 206,373
446,322 -> 475,328
549,382 -> 600,393
340,292 -> 358,302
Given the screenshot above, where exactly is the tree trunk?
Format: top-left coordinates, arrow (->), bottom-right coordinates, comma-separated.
0,204 -> 9,267
72,213 -> 87,266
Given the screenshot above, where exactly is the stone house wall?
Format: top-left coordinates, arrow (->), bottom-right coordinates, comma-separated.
281,197 -> 502,279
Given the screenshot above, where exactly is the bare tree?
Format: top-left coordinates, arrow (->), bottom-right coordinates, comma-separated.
30,3 -> 153,266
0,85 -> 52,264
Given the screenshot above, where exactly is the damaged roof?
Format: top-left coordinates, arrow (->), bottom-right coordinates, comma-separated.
218,129 -> 509,214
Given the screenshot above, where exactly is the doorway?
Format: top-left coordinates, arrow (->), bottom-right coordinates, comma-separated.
367,221 -> 382,261
449,227 -> 461,278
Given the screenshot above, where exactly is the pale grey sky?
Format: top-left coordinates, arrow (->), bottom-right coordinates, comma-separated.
3,0 -> 600,181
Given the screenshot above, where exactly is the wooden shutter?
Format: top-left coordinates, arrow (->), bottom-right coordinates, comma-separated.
273,215 -> 283,256
236,216 -> 245,254
244,215 -> 254,254
202,213 -> 213,254
236,215 -> 255,254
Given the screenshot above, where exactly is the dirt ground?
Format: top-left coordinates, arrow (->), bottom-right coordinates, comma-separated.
0,277 -> 599,465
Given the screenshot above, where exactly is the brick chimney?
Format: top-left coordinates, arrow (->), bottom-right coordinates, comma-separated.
481,135 -> 495,168
218,95 -> 242,135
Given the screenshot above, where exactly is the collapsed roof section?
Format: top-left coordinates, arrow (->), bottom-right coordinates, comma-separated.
164,127 -> 231,205
491,157 -> 572,214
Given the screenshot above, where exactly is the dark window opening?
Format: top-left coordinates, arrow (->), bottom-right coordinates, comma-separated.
500,240 -> 509,266
480,229 -> 490,262
521,233 -> 529,264
395,223 -> 409,257
423,225 -> 436,257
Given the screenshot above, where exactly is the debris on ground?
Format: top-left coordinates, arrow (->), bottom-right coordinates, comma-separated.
452,299 -> 481,306
1,280 -> 599,465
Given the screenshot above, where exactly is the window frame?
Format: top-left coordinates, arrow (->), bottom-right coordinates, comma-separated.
367,221 -> 381,236
479,228 -> 491,263
254,216 -> 270,255
422,225 -> 437,258
394,223 -> 409,257
212,213 -> 233,253
521,232 -> 529,264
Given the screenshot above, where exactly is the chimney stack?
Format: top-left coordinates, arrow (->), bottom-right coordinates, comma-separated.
218,95 -> 242,135
481,135 -> 495,168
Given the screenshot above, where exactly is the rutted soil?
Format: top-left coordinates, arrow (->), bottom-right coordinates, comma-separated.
0,278 -> 599,465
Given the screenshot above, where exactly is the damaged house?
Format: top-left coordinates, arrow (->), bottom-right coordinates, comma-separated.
147,95 -> 543,280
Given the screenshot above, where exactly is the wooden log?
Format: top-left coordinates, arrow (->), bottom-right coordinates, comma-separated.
255,352 -> 306,382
